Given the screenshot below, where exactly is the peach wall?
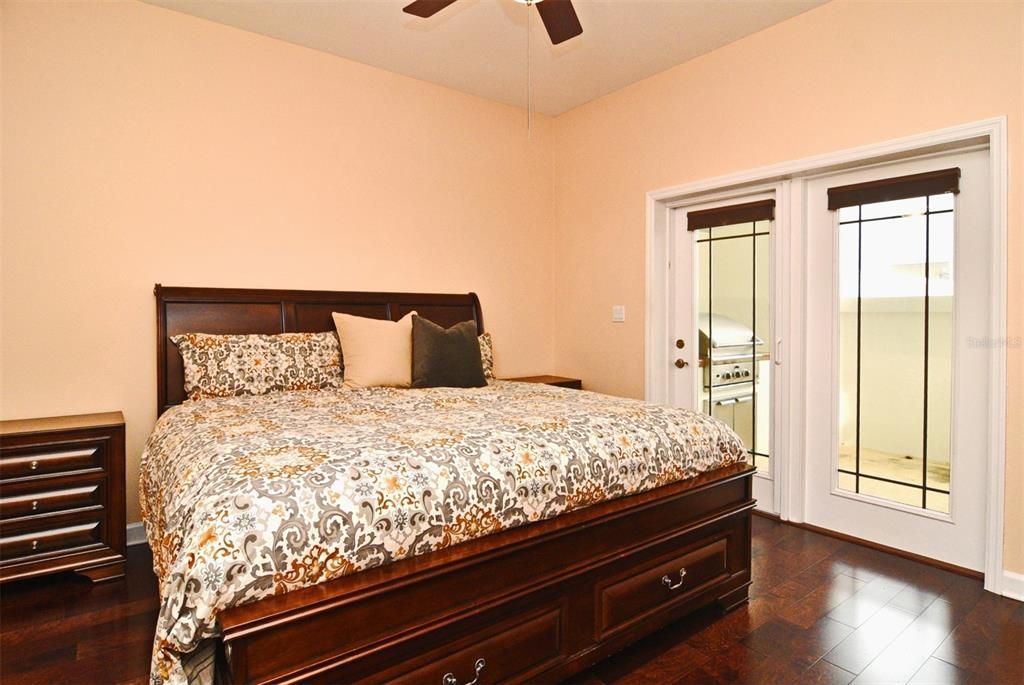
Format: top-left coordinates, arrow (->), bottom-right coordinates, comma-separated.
3,0 -> 1022,578
0,0 -> 554,522
550,0 -> 1024,572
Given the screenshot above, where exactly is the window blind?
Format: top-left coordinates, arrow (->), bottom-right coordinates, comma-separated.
686,199 -> 775,231
827,167 -> 960,211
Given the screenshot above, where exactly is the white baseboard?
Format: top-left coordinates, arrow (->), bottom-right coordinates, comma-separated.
119,519 -> 1024,602
1002,570 -> 1024,602
127,522 -> 148,547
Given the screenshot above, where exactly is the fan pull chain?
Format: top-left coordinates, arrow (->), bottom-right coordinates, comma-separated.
526,2 -> 532,137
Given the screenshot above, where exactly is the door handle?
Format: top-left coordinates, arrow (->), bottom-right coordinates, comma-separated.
774,338 -> 782,366
675,359 -> 689,368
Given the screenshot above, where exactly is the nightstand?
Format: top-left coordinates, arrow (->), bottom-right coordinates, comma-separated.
0,412 -> 127,583
505,375 -> 583,390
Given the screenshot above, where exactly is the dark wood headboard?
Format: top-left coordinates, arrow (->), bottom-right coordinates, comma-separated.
155,285 -> 484,415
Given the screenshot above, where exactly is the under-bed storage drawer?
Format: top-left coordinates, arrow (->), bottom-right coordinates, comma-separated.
295,598 -> 568,685
384,603 -> 565,685
596,535 -> 730,638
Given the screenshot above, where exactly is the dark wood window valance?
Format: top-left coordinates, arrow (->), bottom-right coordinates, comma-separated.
827,167 -> 960,211
687,199 -> 775,231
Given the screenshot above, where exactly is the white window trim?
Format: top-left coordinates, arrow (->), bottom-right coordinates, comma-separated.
644,117 -> 1008,596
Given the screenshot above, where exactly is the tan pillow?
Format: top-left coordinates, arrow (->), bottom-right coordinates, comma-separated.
332,311 -> 416,388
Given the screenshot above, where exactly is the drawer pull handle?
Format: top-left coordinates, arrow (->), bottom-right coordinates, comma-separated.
30,460 -> 39,471
32,540 -> 39,551
442,658 -> 485,685
661,567 -> 688,590
32,500 -> 39,511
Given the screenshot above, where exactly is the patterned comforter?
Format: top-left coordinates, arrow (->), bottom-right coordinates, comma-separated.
140,381 -> 746,684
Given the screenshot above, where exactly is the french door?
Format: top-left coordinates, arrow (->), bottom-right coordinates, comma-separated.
671,194 -> 780,512
803,149 -> 992,571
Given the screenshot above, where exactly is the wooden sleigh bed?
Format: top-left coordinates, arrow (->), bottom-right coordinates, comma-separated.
154,285 -> 755,685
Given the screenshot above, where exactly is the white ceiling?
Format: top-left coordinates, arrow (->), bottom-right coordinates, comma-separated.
146,0 -> 825,115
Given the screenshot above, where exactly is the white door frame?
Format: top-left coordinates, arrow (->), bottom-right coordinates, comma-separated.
644,117 -> 1008,595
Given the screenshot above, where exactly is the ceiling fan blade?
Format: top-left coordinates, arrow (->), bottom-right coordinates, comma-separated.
535,0 -> 582,45
402,0 -> 459,19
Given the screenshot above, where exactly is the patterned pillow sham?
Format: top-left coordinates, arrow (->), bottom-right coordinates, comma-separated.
171,332 -> 343,400
478,332 -> 494,380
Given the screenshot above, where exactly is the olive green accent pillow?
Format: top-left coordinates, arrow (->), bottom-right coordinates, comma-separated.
411,316 -> 487,389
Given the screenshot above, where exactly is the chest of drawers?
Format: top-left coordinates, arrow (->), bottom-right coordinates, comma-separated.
0,412 -> 127,583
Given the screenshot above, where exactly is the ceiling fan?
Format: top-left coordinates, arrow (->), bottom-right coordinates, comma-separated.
403,0 -> 583,45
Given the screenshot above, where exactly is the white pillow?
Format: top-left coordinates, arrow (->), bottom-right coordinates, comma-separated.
332,311 -> 416,388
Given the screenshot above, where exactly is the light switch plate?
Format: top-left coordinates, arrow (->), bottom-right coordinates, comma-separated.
612,305 -> 626,323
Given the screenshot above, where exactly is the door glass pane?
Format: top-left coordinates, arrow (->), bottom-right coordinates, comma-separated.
926,210 -> 954,512
836,193 -> 954,511
861,196 -> 926,221
754,228 -> 771,465
838,224 -> 859,481
712,230 -> 754,461
712,221 -> 755,239
860,478 -> 924,508
929,193 -> 954,212
696,215 -> 771,473
859,216 -> 926,491
711,231 -> 754,332
926,490 -> 950,514
838,205 -> 860,224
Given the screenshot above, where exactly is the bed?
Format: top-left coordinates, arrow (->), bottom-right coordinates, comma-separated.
146,285 -> 755,685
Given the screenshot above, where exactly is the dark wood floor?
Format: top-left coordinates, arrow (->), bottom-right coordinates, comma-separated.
1,516 -> 1020,684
